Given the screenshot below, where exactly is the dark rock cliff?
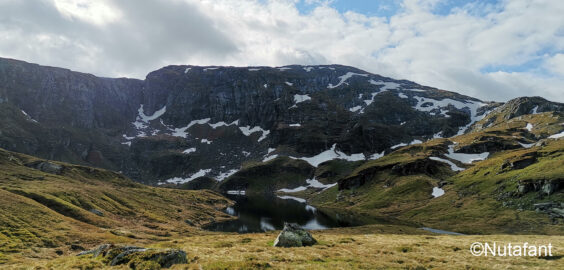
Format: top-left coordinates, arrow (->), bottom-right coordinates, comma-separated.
0,57 -> 511,184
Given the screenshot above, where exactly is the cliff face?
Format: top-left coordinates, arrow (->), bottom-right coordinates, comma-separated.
4,57 -> 560,185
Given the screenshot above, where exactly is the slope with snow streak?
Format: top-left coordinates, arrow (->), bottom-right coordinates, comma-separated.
293,94 -> 311,104
172,118 -> 211,138
163,169 -> 212,184
327,72 -> 368,89
445,145 -> 489,164
278,178 -> 337,193
292,144 -> 365,167
429,157 -> 465,171
549,131 -> 564,139
239,126 -> 270,142
411,96 -> 487,135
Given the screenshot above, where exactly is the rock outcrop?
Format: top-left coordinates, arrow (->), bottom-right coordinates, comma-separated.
273,223 -> 317,247
77,244 -> 188,268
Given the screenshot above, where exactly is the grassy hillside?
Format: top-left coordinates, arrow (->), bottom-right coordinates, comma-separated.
9,229 -> 564,269
0,147 -> 232,265
309,117 -> 564,234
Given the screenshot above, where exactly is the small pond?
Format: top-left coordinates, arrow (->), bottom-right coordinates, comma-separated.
204,194 -> 355,233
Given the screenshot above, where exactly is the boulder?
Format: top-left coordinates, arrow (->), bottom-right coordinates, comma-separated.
77,244 -> 188,268
89,209 -> 104,217
517,178 -> 563,195
25,161 -> 64,174
533,202 -> 556,211
274,223 -> 317,247
550,208 -> 564,218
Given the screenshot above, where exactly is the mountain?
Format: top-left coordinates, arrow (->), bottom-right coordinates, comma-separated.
1,57 -> 501,185
1,57 -> 563,230
1,57 -> 564,267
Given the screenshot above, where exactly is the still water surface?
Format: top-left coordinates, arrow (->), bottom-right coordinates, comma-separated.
204,194 -> 354,233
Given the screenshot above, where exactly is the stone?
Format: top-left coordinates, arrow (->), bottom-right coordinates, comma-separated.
274,223 -> 317,247
77,244 -> 188,268
533,202 -> 555,211
89,209 -> 104,217
550,208 -> 564,218
26,161 -> 64,174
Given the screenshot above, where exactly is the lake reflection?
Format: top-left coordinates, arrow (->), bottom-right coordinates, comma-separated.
204,194 -> 352,233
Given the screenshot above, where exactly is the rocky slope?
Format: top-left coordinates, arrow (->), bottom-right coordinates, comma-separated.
1,57 -> 503,185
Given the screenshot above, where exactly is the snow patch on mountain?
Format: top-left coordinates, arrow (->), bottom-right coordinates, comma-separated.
349,106 -> 362,112
369,80 -> 400,91
20,110 -> 38,123
239,126 -> 270,142
327,72 -> 368,89
184,67 -> 191,73
164,169 -> 212,184
285,81 -> 293,86
432,187 -> 445,198
519,142 -> 535,148
370,151 -> 385,160
407,89 -> 427,92
526,123 -> 533,132
216,169 -> 239,181
278,195 -> 306,203
429,157 -> 465,171
201,139 -> 212,144
411,97 -> 486,135
248,68 -> 260,71
445,145 -> 489,164
410,139 -> 423,145
294,94 -> 311,104
263,154 -> 278,162
289,123 -> 301,127
208,119 -> 239,129
183,148 -> 196,154
278,177 -> 336,193
137,105 -> 167,123
549,130 -> 564,139
303,66 -> 313,72
278,186 -> 308,193
172,118 -> 211,138
391,143 -> 408,149
292,144 -> 365,167
398,93 -> 408,99
307,178 -> 335,189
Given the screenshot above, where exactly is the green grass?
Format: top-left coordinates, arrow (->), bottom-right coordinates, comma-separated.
0,147 -> 233,265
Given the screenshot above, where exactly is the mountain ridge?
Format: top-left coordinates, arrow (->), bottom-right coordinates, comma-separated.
1,57 -> 562,186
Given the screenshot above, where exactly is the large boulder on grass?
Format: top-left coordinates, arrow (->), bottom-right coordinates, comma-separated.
273,223 -> 317,247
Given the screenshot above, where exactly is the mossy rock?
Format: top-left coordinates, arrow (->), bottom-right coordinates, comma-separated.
273,223 -> 317,247
78,244 -> 188,268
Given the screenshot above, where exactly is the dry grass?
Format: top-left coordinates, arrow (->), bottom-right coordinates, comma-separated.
7,228 -> 564,269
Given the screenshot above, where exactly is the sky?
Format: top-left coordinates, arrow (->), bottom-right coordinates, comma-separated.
0,0 -> 562,102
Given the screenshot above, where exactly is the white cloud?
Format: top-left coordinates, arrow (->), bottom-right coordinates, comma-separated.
0,0 -> 562,102
53,0 -> 122,25
545,53 -> 564,76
